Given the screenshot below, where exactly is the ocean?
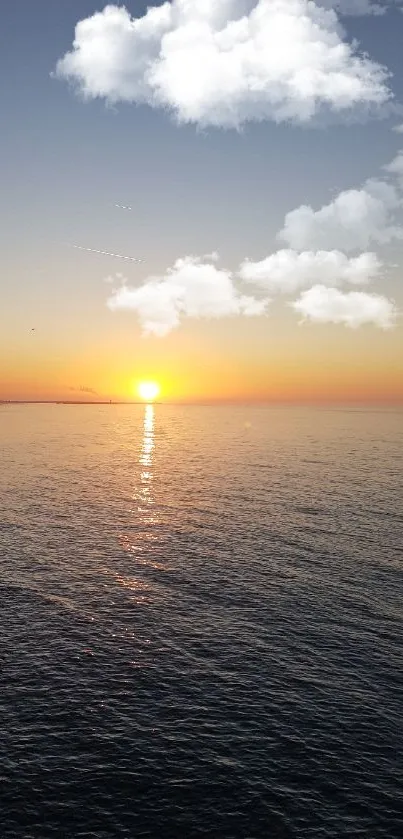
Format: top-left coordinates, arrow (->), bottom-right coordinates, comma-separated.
1,403 -> 402,838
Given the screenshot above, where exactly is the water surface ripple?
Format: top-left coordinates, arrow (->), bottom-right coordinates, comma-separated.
1,404 -> 402,837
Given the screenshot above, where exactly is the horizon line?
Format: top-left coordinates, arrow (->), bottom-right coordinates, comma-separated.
1,399 -> 402,408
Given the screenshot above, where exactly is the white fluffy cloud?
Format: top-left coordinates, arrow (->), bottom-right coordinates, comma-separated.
291,285 -> 397,327
279,179 -> 403,252
55,0 -> 391,128
105,250 -> 394,334
103,142 -> 403,335
106,255 -> 268,336
239,249 -> 380,292
383,150 -> 403,183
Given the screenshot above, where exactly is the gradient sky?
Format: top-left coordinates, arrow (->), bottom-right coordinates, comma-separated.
1,0 -> 403,402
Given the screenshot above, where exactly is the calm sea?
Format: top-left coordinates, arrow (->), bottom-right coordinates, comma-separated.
1,404 -> 402,838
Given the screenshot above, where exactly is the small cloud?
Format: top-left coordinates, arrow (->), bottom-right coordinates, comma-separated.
392,123 -> 403,133
383,150 -> 403,182
69,386 -> 98,395
319,0 -> 386,14
106,255 -> 269,336
278,179 -> 403,252
104,272 -> 125,285
239,250 -> 381,293
54,1 -> 391,129
291,285 -> 397,328
321,0 -> 403,13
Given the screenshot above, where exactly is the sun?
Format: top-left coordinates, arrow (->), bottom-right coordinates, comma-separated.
137,381 -> 160,402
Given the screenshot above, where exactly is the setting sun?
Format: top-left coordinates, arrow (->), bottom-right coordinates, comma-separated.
137,381 -> 161,402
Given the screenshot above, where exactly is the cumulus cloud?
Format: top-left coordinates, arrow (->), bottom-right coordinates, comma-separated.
106,255 -> 268,336
239,249 -> 380,293
291,285 -> 397,328
383,150 -> 403,182
393,123 -> 403,133
105,250 -> 393,334
55,1 -> 391,128
279,179 -> 403,252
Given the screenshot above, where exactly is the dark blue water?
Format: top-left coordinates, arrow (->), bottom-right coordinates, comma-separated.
1,404 -> 402,837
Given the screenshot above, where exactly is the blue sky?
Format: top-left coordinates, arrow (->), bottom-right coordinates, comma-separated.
1,1 -> 403,401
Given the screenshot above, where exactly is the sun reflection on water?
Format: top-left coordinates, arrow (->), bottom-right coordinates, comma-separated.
116,404 -> 164,600
137,404 -> 157,523
118,404 -> 163,570
140,404 -> 154,469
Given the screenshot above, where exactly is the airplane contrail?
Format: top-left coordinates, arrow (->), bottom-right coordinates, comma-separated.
115,204 -> 132,211
72,245 -> 143,263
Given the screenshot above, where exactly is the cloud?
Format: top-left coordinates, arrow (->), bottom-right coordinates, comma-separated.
321,0 -> 403,13
69,386 -> 98,394
319,0 -> 386,14
105,250 -> 390,334
55,1 -> 391,128
106,255 -> 268,336
239,249 -> 380,293
383,150 -> 403,182
278,179 -> 403,252
104,272 -> 125,284
104,241 -> 400,334
291,285 -> 397,327
393,123 -> 403,133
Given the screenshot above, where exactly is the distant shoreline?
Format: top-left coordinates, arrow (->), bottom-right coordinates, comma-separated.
0,406 -> 136,408
1,400 -> 402,409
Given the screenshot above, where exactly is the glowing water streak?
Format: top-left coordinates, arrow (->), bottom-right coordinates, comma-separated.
140,404 -> 155,468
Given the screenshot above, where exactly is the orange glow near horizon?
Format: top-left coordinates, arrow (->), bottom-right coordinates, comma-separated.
1,326 -> 403,405
2,365 -> 403,405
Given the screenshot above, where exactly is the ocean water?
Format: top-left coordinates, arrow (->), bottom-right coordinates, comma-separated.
0,403 -> 402,838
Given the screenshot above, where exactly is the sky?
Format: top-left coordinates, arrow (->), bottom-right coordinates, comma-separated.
1,0 -> 403,403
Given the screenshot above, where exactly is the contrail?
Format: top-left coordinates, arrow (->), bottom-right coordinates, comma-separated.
72,245 -> 143,263
115,204 -> 132,211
